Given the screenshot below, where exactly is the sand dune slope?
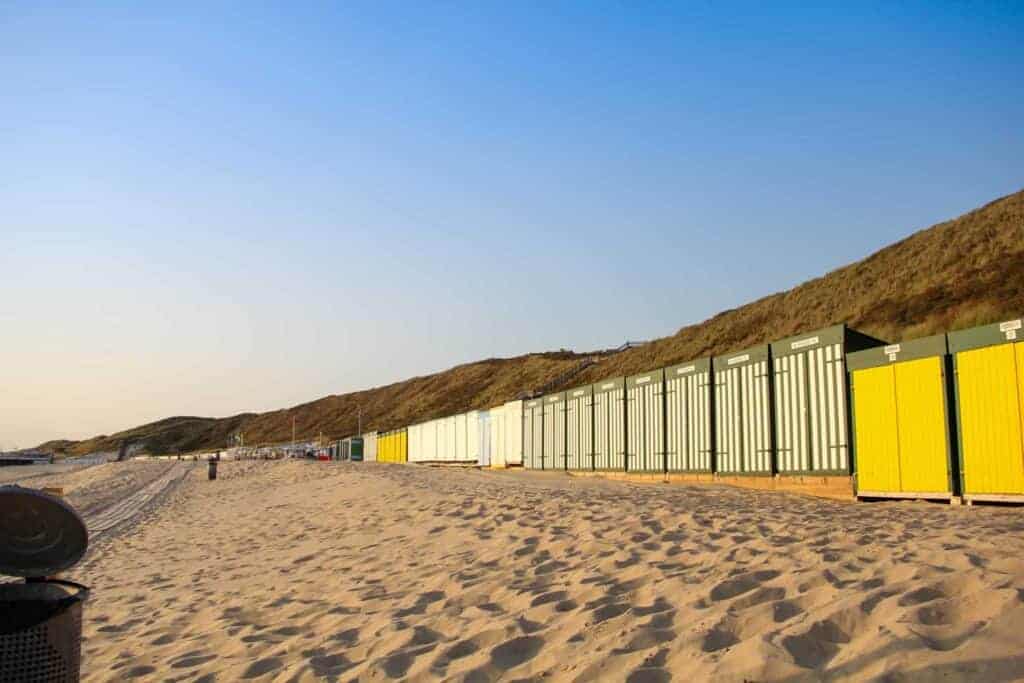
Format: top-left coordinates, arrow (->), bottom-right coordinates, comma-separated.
73,461 -> 1024,682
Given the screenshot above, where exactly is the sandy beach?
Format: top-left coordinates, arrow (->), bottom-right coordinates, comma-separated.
20,460 -> 1024,681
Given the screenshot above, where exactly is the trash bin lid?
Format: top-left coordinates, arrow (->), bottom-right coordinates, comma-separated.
0,486 -> 88,578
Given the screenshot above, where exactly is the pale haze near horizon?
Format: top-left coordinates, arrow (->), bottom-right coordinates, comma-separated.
2,3 -> 1022,448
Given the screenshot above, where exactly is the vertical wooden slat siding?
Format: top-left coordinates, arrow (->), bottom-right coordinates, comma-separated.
407,423 -> 420,462
666,365 -> 712,472
749,363 -> 757,470
746,364 -> 755,470
432,419 -> 440,461
478,412 -> 490,466
719,357 -> 775,474
627,384 -> 638,471
499,400 -> 523,466
525,407 -> 533,469
533,403 -> 543,470
525,407 -> 532,469
834,345 -> 850,471
566,395 -> 579,470
626,374 -> 664,472
467,411 -> 480,463
956,344 -> 1024,495
455,413 -> 467,462
753,363 -> 763,471
810,350 -> 821,470
716,372 -> 724,471
544,401 -> 552,471
894,358 -> 950,492
488,408 -> 504,466
849,333 -> 956,498
825,345 -> 836,470
699,371 -> 711,470
532,401 -> 543,470
749,366 -> 757,473
667,372 -> 681,471
613,385 -> 625,470
524,401 -> 544,470
594,391 -> 610,471
584,395 -> 595,470
653,381 -> 664,471
565,388 -> 593,471
851,365 -> 901,492
555,398 -> 566,469
773,336 -> 851,475
717,358 -> 772,474
776,355 -> 790,472
540,394 -> 566,470
593,381 -> 625,471
776,356 -> 787,471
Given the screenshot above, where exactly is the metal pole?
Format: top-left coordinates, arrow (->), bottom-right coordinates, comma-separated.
358,407 -> 362,435
292,416 -> 296,447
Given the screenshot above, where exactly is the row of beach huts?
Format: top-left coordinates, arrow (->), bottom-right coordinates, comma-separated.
332,318 -> 1024,504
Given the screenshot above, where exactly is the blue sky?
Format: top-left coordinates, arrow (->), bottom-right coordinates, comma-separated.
2,2 -> 1022,447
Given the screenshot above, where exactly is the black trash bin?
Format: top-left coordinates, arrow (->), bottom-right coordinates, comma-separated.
0,486 -> 90,683
208,459 -> 218,480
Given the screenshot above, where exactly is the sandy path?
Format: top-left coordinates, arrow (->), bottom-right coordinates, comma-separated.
72,461 -> 1024,682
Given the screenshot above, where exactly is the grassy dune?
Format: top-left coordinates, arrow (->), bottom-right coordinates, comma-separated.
46,189 -> 1024,455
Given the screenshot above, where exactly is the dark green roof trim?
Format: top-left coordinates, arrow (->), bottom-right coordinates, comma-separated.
948,318 -> 1023,354
713,344 -> 770,368
847,334 -> 948,371
664,356 -> 712,377
594,376 -> 626,395
627,368 -> 665,389
770,323 -> 886,359
565,384 -> 594,399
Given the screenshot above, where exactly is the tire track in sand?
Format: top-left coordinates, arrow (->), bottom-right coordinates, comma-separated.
86,463 -> 192,539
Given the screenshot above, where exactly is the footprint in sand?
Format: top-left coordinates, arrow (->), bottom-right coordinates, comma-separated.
308,652 -> 355,676
124,665 -> 156,678
409,626 -> 445,646
633,597 -> 673,617
709,570 -> 780,601
432,628 -> 509,675
476,602 -> 504,613
394,590 -> 446,617
702,626 -> 740,653
490,635 -> 545,670
645,612 -> 675,629
554,598 -> 579,613
517,615 -> 545,634
330,627 -> 360,646
773,600 -> 804,623
899,586 -> 946,606
442,638 -> 480,660
782,619 -> 850,669
380,643 -> 437,678
591,602 -> 630,624
169,651 -> 217,669
912,621 -> 988,652
917,603 -> 954,626
530,590 -> 569,607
